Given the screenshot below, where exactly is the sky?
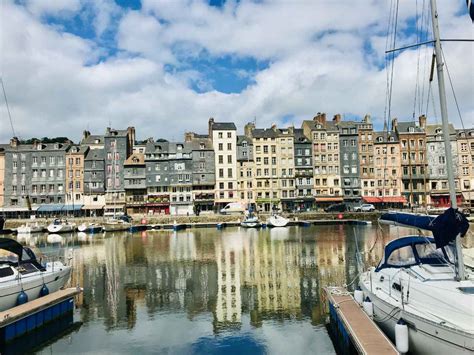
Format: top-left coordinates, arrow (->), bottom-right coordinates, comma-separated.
0,0 -> 473,143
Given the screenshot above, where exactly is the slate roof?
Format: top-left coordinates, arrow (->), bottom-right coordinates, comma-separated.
125,153 -> 145,166
237,135 -> 253,145
397,121 -> 424,133
85,148 -> 104,160
374,131 -> 399,143
293,129 -> 310,143
81,135 -> 104,145
210,122 -> 236,130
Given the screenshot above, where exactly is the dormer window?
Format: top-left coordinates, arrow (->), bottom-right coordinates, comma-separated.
317,124 -> 322,129
435,128 -> 442,134
177,145 -> 183,150
377,137 -> 383,142
389,137 -> 394,142
409,127 -> 415,133
242,141 -> 248,148
199,143 -> 205,149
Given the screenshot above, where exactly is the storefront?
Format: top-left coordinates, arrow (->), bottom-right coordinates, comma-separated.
314,197 -> 343,209
429,193 -> 463,208
362,196 -> 407,209
146,195 -> 170,215
256,198 -> 280,213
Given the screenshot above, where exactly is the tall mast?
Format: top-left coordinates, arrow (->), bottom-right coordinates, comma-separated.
430,0 -> 465,280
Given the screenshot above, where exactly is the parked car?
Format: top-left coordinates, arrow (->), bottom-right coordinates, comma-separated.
220,202 -> 245,215
324,203 -> 348,213
353,204 -> 376,212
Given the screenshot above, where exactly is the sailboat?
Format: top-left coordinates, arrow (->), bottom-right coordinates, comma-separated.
241,205 -> 261,228
359,1 -> 474,354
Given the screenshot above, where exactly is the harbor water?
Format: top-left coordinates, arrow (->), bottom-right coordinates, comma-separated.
9,224 -> 471,354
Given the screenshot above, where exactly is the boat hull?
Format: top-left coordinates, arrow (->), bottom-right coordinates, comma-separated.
77,224 -> 103,233
267,215 -> 289,227
360,282 -> 474,354
0,265 -> 71,312
47,224 -> 76,234
240,222 -> 261,228
103,222 -> 131,232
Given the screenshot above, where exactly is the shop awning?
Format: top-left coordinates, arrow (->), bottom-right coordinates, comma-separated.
363,196 -> 407,204
37,204 -> 65,212
315,197 -> 343,202
462,192 -> 474,201
0,207 -> 38,212
62,204 -> 83,211
82,205 -> 104,210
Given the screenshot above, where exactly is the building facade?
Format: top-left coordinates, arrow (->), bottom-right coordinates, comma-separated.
293,129 -> 313,211
358,115 -> 375,198
124,153 -> 147,214
83,148 -> 106,214
237,134 -> 254,210
145,140 -> 171,215
457,129 -> 474,209
0,145 -> 7,208
337,118 -> 360,205
426,123 -> 460,207
65,145 -> 88,209
209,118 -> 238,209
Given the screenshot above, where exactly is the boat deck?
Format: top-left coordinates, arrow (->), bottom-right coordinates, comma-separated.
324,287 -> 398,355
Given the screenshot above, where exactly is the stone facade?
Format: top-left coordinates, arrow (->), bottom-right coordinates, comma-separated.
0,145 -> 7,208
358,115 -> 375,198
124,153 -> 147,214
337,118 -> 360,204
237,134 -> 254,209
293,129 -> 313,211
426,124 -> 459,207
209,118 -> 238,208
65,145 -> 88,207
457,129 -> 474,208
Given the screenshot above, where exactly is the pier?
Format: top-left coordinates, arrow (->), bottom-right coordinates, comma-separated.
0,287 -> 82,343
324,287 -> 398,355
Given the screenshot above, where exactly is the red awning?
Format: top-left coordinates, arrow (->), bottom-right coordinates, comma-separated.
315,197 -> 344,202
363,196 -> 407,203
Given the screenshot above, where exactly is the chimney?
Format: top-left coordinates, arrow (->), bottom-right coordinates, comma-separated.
363,114 -> 371,123
313,112 -> 326,125
10,137 -> 19,148
391,118 -> 398,131
244,122 -> 255,138
271,123 -> 277,131
32,139 -> 39,150
419,114 -> 427,129
288,126 -> 294,135
82,130 -> 90,141
208,117 -> 215,137
184,132 -> 194,142
333,114 -> 341,124
106,127 -> 111,136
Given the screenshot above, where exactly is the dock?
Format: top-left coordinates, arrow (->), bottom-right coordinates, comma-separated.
324,287 -> 398,355
0,287 -> 82,343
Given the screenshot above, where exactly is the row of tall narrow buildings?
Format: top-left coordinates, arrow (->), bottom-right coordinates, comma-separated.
0,114 -> 473,216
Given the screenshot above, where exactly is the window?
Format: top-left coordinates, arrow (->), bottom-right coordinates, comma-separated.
227,155 -> 232,163
227,168 -> 232,178
227,132 -> 232,138
227,143 -> 232,150
218,143 -> 223,151
218,132 -> 223,138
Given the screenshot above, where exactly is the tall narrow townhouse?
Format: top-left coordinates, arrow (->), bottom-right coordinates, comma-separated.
0,144 -> 7,208
246,124 -> 278,212
426,123 -> 460,207
358,115 -> 375,198
393,116 -> 428,207
168,142 -> 194,215
65,144 -> 89,211
276,125 -> 296,212
81,132 -> 106,215
293,129 -> 313,211
104,127 -> 135,216
208,118 -> 238,210
336,116 -> 361,207
145,139 -> 171,215
456,129 -> 474,210
185,132 -> 215,214
370,131 -> 404,208
302,113 -> 341,209
237,133 -> 255,209
124,153 -> 147,215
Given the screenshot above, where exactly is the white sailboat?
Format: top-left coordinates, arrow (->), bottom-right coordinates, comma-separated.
359,1 -> 474,353
0,238 -> 71,311
47,218 -> 76,233
17,221 -> 45,234
267,213 -> 289,228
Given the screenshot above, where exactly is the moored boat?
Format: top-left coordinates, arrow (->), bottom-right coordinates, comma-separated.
266,214 -> 289,228
0,238 -> 72,311
240,215 -> 261,228
47,219 -> 76,234
77,223 -> 103,234
103,218 -> 131,232
17,222 -> 45,234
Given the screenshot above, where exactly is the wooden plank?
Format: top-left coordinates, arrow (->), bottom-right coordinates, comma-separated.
325,287 -> 398,355
0,287 -> 82,327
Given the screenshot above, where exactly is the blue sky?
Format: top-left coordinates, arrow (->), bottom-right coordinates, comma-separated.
1,0 -> 472,142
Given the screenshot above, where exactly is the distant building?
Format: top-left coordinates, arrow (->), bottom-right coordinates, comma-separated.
104,127 -> 135,216
124,153 -> 147,214
0,144 -> 8,208
209,118 -> 238,209
3,137 -> 71,216
358,115 -> 375,198
236,133 -> 254,209
168,142 -> 193,215
83,148 -> 106,215
65,145 -> 89,212
394,116 -> 429,206
185,132 -> 216,214
302,113 -> 342,208
426,123 -> 460,207
293,129 -> 313,211
145,139 -> 171,215
456,129 -> 474,209
336,117 -> 361,205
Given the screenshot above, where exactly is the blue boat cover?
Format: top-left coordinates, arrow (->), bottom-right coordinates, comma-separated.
380,208 -> 469,249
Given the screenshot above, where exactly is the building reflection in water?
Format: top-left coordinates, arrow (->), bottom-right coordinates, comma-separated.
18,224 -> 462,337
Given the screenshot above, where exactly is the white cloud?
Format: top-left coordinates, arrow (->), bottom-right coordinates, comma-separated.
0,0 -> 472,145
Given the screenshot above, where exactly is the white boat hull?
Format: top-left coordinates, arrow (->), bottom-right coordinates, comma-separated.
103,222 -> 131,232
267,215 -> 289,227
47,224 -> 76,234
17,225 -> 44,234
360,282 -> 474,354
240,222 -> 261,228
0,263 -> 71,312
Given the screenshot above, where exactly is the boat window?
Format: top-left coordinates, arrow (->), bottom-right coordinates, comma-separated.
0,250 -> 18,264
387,246 -> 416,266
415,243 -> 449,264
458,287 -> 474,295
0,267 -> 14,278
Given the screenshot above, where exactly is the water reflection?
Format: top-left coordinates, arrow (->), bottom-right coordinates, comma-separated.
10,224 -> 469,354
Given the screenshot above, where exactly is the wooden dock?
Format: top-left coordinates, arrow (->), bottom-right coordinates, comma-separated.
0,287 -> 82,343
324,287 -> 398,355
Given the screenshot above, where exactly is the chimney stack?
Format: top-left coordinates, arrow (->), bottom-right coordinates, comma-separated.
271,123 -> 277,131
363,114 -> 371,123
419,114 -> 427,129
333,114 -> 341,124
10,137 -> 19,148
313,112 -> 326,125
244,122 -> 255,138
184,132 -> 194,142
208,117 -> 215,137
391,118 -> 398,131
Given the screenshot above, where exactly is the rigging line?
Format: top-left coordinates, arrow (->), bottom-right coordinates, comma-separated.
387,0 -> 400,123
420,0 -> 432,116
413,0 -> 421,119
0,77 -> 16,138
384,0 -> 396,123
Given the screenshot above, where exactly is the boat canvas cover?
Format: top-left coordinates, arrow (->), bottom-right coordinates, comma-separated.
0,238 -> 24,260
380,208 -> 469,248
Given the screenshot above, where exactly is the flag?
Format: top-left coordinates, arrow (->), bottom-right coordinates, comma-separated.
468,0 -> 474,22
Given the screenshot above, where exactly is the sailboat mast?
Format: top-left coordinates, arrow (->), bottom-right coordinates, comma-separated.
430,0 -> 465,280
